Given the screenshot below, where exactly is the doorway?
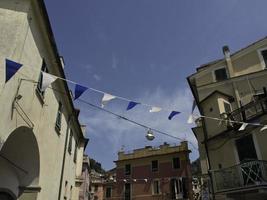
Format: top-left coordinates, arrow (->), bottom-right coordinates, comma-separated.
235,134 -> 257,162
0,192 -> 14,200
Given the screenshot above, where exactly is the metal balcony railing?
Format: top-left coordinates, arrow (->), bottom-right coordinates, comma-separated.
211,160 -> 267,193
229,96 -> 267,123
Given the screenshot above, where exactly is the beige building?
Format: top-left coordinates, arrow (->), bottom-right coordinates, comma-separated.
0,0 -> 88,199
188,37 -> 267,199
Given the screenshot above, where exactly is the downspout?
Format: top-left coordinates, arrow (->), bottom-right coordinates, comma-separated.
186,77 -> 215,200
58,114 -> 73,200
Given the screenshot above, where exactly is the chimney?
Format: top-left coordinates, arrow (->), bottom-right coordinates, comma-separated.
222,45 -> 234,77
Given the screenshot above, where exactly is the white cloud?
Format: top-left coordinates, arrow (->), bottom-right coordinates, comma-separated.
79,87 -> 199,169
93,74 -> 101,81
83,64 -> 94,72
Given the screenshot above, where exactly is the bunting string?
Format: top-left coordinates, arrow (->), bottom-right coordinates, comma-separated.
4,59 -> 181,120
3,59 -> 267,137
2,65 -> 199,149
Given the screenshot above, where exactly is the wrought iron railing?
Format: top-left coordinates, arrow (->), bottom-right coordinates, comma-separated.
229,96 -> 267,123
211,160 -> 267,193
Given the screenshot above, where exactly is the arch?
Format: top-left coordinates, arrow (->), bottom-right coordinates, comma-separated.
0,189 -> 16,200
0,126 -> 40,198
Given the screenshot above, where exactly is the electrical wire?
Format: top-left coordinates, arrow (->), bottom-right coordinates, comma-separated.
18,76 -> 199,151
76,98 -> 199,151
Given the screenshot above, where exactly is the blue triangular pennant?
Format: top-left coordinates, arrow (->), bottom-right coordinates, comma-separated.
5,59 -> 23,83
74,84 -> 88,100
127,101 -> 140,110
168,111 -> 181,120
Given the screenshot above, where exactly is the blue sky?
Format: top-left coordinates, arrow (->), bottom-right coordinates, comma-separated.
45,0 -> 267,170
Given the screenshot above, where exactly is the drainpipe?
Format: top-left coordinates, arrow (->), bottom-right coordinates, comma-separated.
186,77 -> 215,200
223,46 -> 241,107
58,114 -> 73,200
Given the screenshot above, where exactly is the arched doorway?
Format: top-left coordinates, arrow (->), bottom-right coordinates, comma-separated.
0,126 -> 40,199
0,192 -> 15,200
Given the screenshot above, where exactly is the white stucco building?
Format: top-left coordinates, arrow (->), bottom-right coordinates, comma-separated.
0,0 -> 89,199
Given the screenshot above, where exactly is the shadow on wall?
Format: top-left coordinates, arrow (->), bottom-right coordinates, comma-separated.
0,126 -> 40,198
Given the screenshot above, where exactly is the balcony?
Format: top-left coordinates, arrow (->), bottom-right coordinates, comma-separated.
211,160 -> 267,193
229,95 -> 267,123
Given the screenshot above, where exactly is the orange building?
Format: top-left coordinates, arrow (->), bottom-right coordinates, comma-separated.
104,141 -> 193,200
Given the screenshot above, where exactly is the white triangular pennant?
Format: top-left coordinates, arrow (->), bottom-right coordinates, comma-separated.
101,93 -> 116,108
149,106 -> 162,113
238,123 -> 248,131
41,72 -> 57,91
187,114 -> 194,124
260,125 -> 267,132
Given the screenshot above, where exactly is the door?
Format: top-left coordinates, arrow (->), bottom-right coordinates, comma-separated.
235,134 -> 257,162
124,183 -> 131,200
235,134 -> 260,185
0,192 -> 14,200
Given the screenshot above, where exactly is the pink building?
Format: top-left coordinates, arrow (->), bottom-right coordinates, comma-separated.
79,155 -> 90,200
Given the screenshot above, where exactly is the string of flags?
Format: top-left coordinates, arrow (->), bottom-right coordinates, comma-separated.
4,58 -> 267,133
5,59 -> 182,120
105,177 -> 183,183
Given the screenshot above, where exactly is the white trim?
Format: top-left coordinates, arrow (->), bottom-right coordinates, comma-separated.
257,47 -> 267,70
151,179 -> 161,195
219,98 -> 232,114
212,66 -> 229,82
170,177 -> 184,199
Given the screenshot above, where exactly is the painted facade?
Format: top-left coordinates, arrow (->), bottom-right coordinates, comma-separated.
90,170 -> 104,200
106,142 -> 193,200
188,37 -> 267,199
0,0 -> 88,199
79,155 -> 90,200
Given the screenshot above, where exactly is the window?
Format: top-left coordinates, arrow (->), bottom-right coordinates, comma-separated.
69,186 -> 72,200
94,185 -> 98,192
106,187 -> 112,198
152,180 -> 160,195
173,157 -> 180,169
214,68 -> 228,81
36,59 -> 48,96
74,141 -> 78,163
125,164 -> 131,175
223,102 -> 232,113
261,49 -> 267,68
124,183 -> 131,200
151,160 -> 158,172
55,102 -> 63,131
170,178 -> 185,199
64,181 -> 68,198
68,130 -> 73,154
